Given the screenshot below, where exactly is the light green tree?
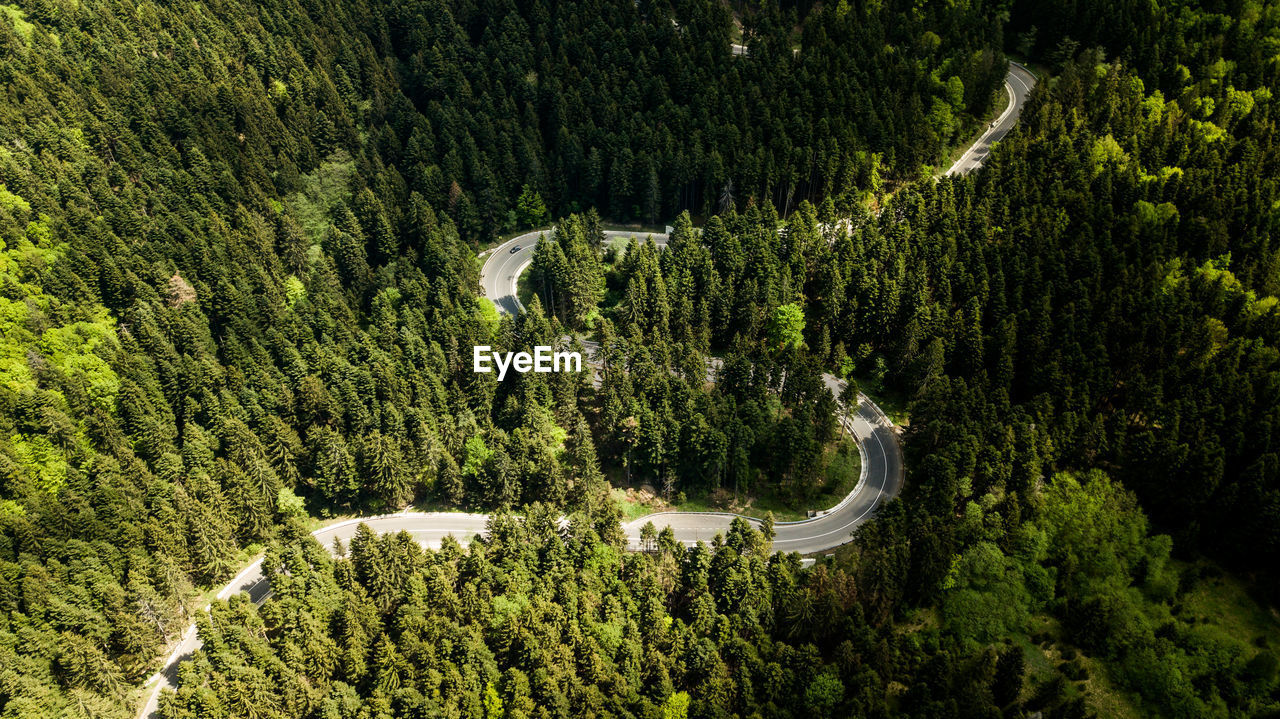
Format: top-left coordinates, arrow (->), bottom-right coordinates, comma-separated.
767,303 -> 806,350
484,682 -> 504,719
805,674 -> 845,717
662,691 -> 690,719
946,75 -> 965,108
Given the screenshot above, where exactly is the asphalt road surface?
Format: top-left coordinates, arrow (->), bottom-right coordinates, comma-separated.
136,513 -> 494,718
945,62 -> 1037,176
138,59 -> 1036,719
623,390 -> 901,555
140,232 -> 901,717
479,228 -> 904,550
480,228 -> 669,314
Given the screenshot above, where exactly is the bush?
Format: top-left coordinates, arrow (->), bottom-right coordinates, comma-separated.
1061,659 -> 1089,681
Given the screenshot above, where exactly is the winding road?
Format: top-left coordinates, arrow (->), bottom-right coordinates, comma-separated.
479,226 -> 903,555
945,62 -> 1037,176
137,61 -> 1034,719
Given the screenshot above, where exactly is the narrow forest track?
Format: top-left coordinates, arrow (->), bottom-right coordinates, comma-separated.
138,61 -> 1033,719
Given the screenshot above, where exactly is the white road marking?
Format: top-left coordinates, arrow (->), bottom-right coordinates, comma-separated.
945,63 -> 1036,177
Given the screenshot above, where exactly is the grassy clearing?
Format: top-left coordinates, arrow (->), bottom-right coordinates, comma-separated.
1075,651 -> 1145,719
852,373 -> 911,426
611,487 -> 653,522
1021,615 -> 1145,719
612,437 -> 862,524
618,486 -> 801,521
476,297 -> 500,335
604,236 -> 634,257
1017,563 -> 1280,719
1177,560 -> 1280,656
601,221 -> 668,235
517,267 -> 534,308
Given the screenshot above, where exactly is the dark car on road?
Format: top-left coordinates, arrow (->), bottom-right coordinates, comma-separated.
510,245 -> 521,253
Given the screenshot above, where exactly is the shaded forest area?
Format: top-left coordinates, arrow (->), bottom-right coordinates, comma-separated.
2,0 -> 1280,716
379,0 -> 1006,230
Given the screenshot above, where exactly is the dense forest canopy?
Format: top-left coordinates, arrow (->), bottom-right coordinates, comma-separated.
2,0 -> 1280,716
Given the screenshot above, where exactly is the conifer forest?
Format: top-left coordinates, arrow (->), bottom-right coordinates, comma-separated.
2,0 -> 1280,717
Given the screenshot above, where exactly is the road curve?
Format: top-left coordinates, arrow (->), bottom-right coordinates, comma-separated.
139,229 -> 902,718
480,226 -> 904,555
138,60 -> 1036,719
136,513 -> 494,718
480,229 -> 669,314
946,62 -> 1037,176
